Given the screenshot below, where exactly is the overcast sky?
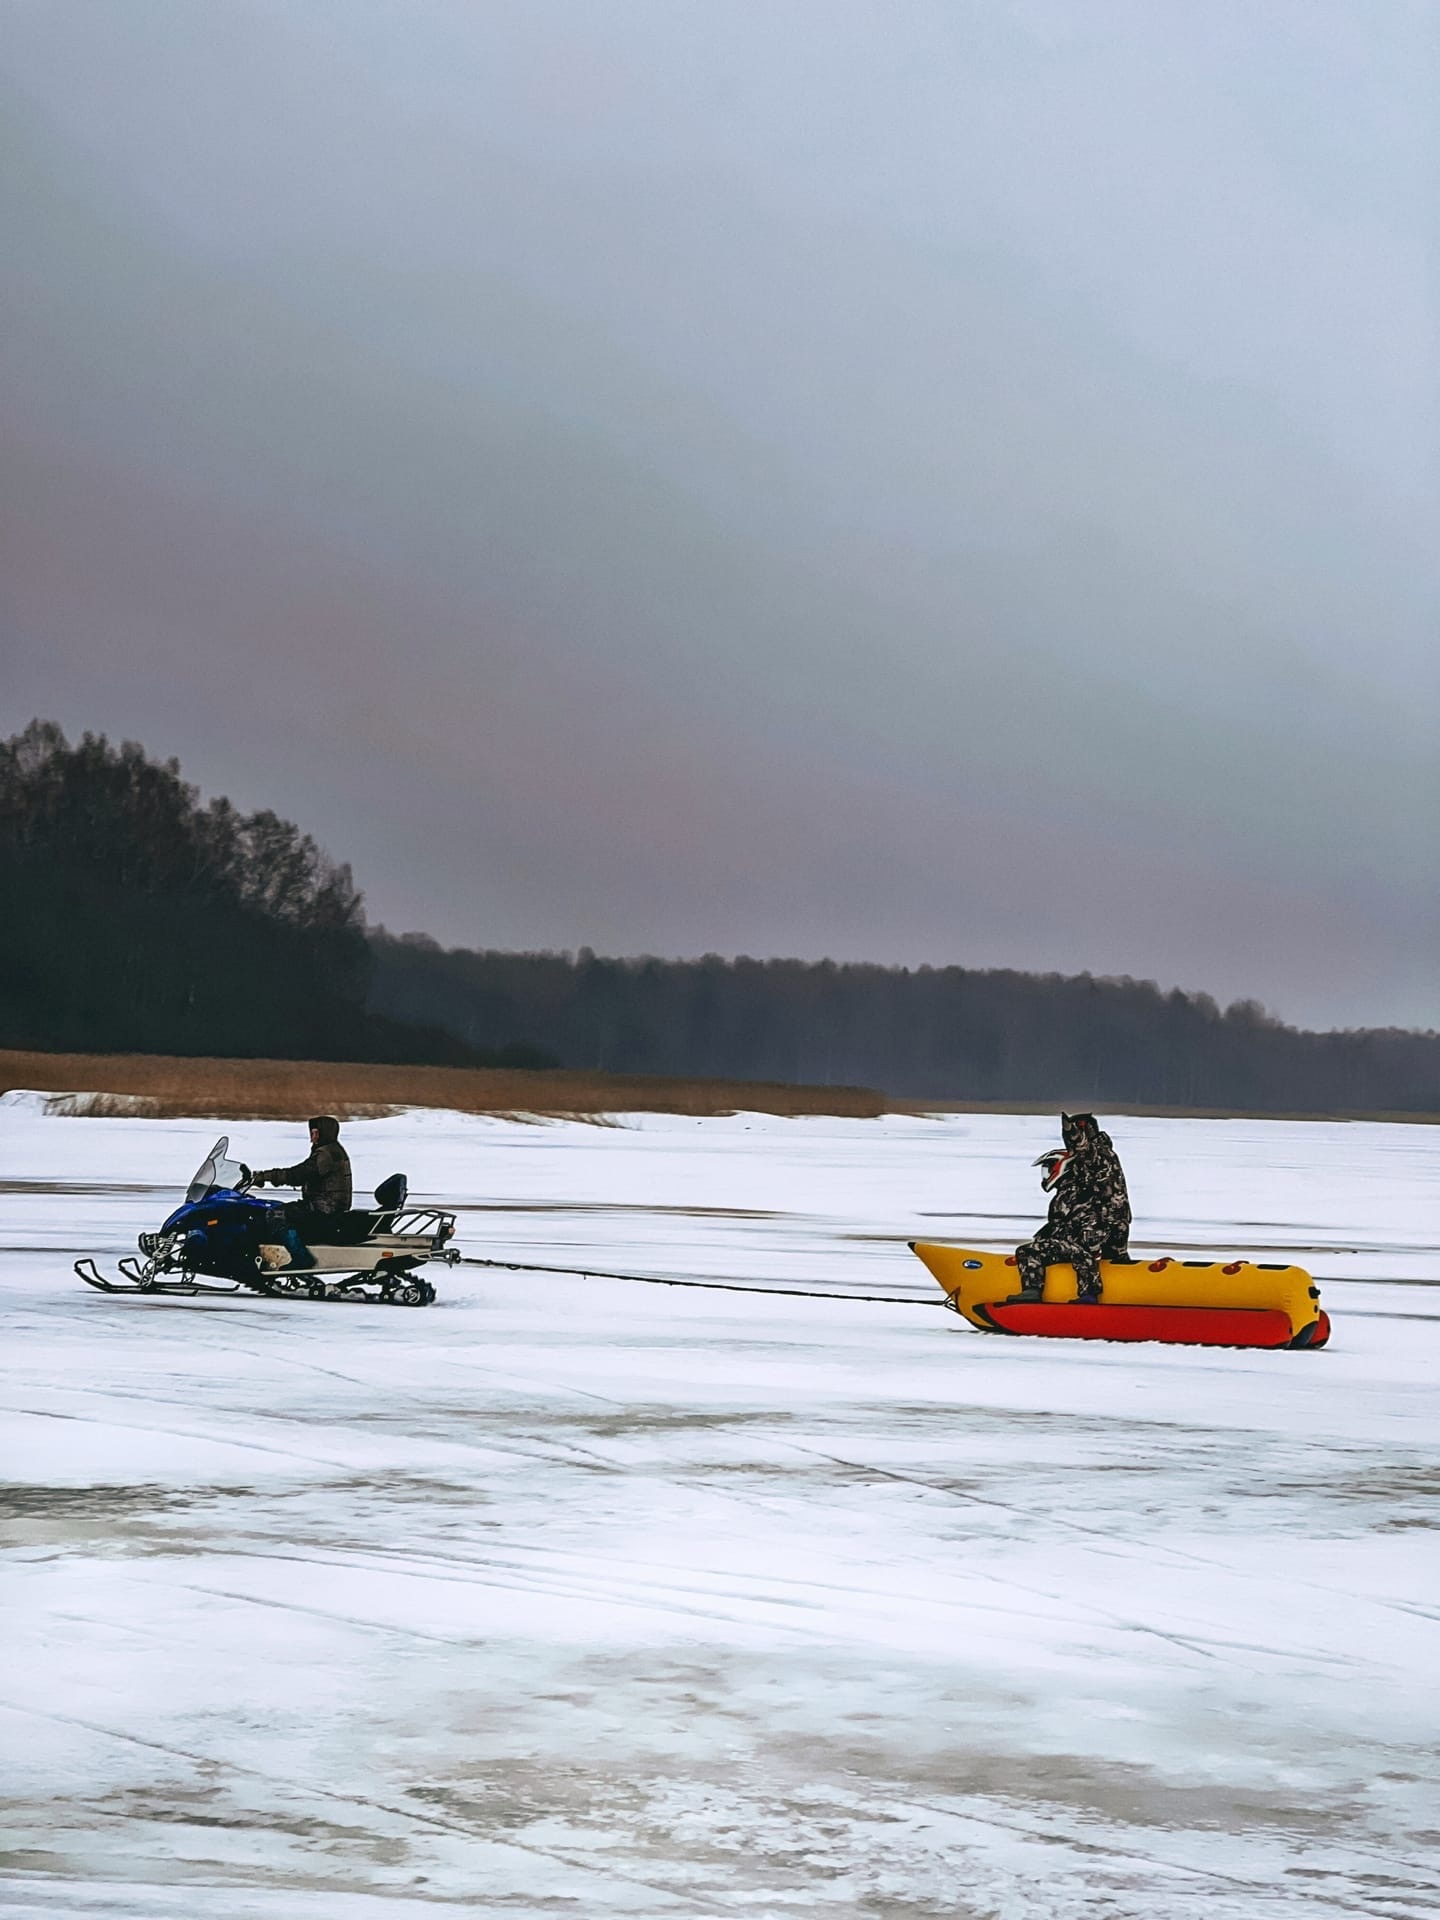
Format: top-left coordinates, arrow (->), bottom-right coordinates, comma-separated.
2,0 -> 1436,1029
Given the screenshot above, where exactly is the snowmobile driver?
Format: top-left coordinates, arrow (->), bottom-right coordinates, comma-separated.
244,1116 -> 353,1245
1009,1112 -> 1132,1304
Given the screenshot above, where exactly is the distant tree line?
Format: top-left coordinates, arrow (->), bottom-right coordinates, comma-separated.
370,935 -> 1440,1112
6,719 -> 1436,1109
0,720 -> 520,1064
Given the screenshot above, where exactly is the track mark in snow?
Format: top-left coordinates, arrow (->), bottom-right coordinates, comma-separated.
899,1793 -> 1440,1920
0,1698 -> 733,1914
0,1403 -> 358,1473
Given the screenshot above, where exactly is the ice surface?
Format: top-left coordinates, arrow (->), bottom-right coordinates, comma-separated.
3,1105 -> 1439,1918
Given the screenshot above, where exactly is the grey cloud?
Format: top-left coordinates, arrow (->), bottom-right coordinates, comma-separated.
1,0 -> 1435,1026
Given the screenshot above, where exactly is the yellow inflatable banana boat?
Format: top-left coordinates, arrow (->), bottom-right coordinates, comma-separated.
911,1242 -> 1330,1348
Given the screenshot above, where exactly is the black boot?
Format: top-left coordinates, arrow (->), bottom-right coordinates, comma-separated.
1005,1284 -> 1045,1304
1076,1284 -> 1102,1304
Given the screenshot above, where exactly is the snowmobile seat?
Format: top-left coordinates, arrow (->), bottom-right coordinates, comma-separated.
329,1175 -> 411,1243
328,1212 -> 380,1245
374,1173 -> 408,1214
371,1173 -> 408,1230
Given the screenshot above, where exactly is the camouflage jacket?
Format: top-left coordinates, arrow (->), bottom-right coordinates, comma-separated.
1037,1122 -> 1131,1254
257,1141 -> 352,1216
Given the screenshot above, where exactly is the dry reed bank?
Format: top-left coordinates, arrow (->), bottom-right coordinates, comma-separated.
0,1050 -> 887,1121
2,1052 -> 1430,1126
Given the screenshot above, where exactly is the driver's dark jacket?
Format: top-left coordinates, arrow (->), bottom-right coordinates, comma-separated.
257,1142 -> 352,1216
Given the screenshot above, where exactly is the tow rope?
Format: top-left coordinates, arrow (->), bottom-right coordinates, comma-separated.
461,1254 -> 940,1308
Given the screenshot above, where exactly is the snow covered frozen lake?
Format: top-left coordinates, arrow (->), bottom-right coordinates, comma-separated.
3,1103 -> 1439,1919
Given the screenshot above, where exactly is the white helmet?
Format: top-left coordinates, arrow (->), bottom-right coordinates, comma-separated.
1033,1146 -> 1074,1192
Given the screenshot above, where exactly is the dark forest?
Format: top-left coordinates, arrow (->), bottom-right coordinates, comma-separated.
370,935 -> 1440,1112
4,722 -> 1436,1110
0,721 -> 496,1066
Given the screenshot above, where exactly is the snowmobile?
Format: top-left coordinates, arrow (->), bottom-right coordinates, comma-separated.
76,1136 -> 461,1306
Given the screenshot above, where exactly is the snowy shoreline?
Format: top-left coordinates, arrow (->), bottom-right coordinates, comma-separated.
4,1106 -> 1438,1917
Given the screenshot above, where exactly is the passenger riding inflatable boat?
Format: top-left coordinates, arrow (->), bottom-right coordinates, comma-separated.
910,1242 -> 1330,1349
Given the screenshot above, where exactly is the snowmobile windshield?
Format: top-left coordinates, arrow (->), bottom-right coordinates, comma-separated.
185,1137 -> 244,1204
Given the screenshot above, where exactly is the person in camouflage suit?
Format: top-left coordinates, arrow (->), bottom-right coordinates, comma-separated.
248,1115 -> 353,1243
1010,1112 -> 1132,1303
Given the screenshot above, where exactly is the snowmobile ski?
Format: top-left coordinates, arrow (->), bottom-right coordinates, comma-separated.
75,1257 -> 437,1305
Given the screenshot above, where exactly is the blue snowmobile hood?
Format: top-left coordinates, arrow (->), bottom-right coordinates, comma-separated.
160,1188 -> 284,1236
